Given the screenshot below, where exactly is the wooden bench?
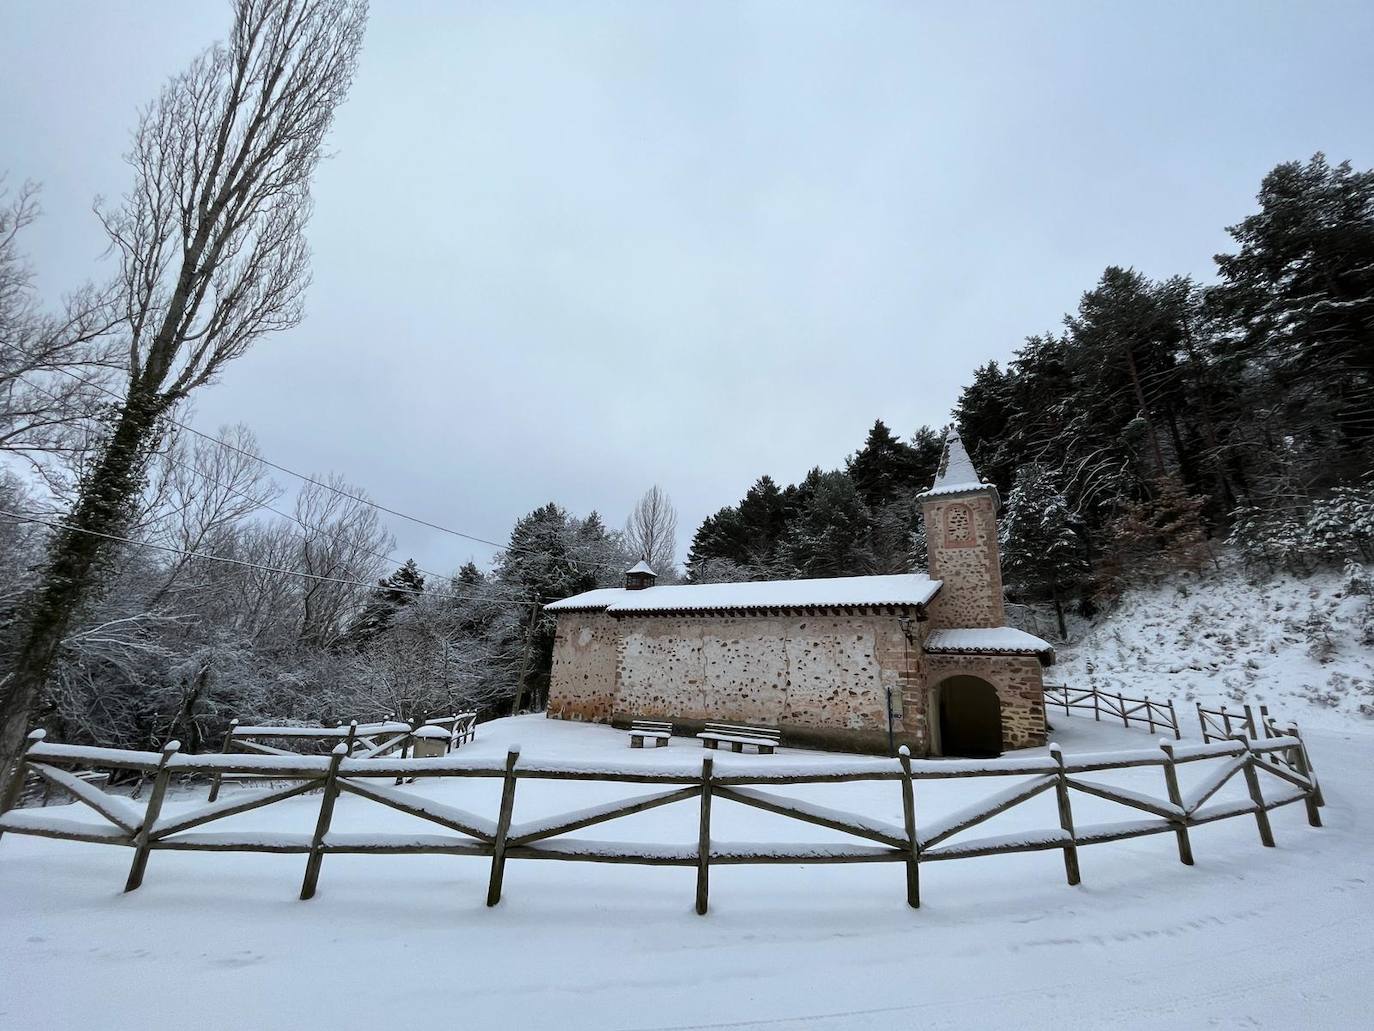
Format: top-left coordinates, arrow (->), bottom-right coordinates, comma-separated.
628,719 -> 672,748
697,723 -> 781,754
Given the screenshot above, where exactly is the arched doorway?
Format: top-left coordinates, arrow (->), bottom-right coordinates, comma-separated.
936,676 -> 1002,757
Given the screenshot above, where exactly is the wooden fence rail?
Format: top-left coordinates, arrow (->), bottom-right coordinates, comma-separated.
1043,683 -> 1181,738
1196,701 -> 1324,807
206,713 -> 478,801
0,728 -> 1322,915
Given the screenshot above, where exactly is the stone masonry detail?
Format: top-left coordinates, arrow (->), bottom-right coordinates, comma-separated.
923,490 -> 1006,630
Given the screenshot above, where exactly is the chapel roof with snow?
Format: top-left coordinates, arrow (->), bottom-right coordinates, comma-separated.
545,572 -> 943,616
924,627 -> 1055,663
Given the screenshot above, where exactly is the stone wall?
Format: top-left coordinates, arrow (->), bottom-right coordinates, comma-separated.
546,611 -> 619,723
925,652 -> 1047,751
923,489 -> 1006,629
611,611 -> 926,754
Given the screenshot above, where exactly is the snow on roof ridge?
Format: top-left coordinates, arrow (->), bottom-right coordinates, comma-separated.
933,428 -> 980,489
626,559 -> 657,575
547,572 -> 942,614
916,429 -> 997,500
925,626 -> 1056,661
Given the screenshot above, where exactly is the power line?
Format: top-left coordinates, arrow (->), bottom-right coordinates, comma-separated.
4,346 -> 634,575
11,371 -> 532,602
0,508 -> 533,607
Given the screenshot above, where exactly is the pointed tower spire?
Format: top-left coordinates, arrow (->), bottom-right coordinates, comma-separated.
931,427 -> 982,492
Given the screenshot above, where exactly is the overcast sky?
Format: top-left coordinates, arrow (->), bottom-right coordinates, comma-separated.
3,1 -> 1373,576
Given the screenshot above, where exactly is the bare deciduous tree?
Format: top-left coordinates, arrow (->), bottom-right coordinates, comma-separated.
1,0 -> 369,793
0,179 -> 119,480
142,423 -> 281,605
624,484 -> 678,579
294,474 -> 391,649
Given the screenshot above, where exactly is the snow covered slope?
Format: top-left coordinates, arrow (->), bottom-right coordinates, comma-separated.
1053,562 -> 1374,730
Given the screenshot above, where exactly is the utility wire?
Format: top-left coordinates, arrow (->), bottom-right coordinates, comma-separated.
0,508 -> 535,607
4,346 -> 633,574
10,372 -> 532,602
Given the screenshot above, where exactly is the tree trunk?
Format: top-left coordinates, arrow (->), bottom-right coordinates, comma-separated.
509,602 -> 540,716
0,390 -> 166,796
1051,582 -> 1067,640
1123,343 -> 1168,476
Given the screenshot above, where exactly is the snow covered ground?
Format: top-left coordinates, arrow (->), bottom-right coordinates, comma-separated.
1,712 -> 1369,1030
1051,564 -> 1374,730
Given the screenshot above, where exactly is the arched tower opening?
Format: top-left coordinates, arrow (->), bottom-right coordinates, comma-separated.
933,675 -> 1002,757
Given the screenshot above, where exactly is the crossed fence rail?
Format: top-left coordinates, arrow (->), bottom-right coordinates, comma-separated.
0,724 -> 1323,915
1043,683 -> 1182,738
1195,701 -> 1325,805
206,713 -> 478,801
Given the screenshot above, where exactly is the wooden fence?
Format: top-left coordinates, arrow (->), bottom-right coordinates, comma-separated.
1043,683 -> 1181,738
1196,702 -> 1324,806
0,727 -> 1323,915
206,713 -> 478,801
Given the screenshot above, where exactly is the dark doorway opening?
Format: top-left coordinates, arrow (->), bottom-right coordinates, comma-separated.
938,676 -> 1003,757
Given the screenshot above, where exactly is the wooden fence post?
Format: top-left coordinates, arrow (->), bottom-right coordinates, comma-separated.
897,746 -> 920,909
1117,693 -> 1129,728
1221,706 -> 1233,737
1167,699 -> 1180,740
1146,701 -> 1156,735
485,747 -> 520,907
395,718 -> 416,786
343,720 -> 358,758
1050,743 -> 1080,886
1235,737 -> 1274,848
1159,740 -> 1194,865
207,718 -> 238,802
696,754 -> 714,915
124,740 -> 181,893
0,729 -> 46,843
1243,705 -> 1257,739
1289,723 -> 1324,809
1092,688 -> 1101,722
1196,702 -> 1207,741
299,744 -> 347,900
1287,732 -> 1322,828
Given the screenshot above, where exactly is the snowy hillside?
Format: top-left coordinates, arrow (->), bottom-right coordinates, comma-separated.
1051,561 -> 1374,730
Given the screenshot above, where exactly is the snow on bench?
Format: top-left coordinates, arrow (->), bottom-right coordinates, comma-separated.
628,719 -> 672,749
698,723 -> 781,754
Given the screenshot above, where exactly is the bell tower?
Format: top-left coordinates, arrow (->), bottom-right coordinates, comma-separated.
919,429 -> 1005,629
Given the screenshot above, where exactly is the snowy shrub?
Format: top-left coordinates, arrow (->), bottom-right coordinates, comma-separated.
1344,559 -> 1372,596
1301,606 -> 1336,663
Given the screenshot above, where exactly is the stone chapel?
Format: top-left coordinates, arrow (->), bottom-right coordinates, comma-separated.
544,431 -> 1054,756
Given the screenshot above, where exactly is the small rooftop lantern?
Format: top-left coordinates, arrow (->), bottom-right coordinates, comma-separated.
625,559 -> 657,591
